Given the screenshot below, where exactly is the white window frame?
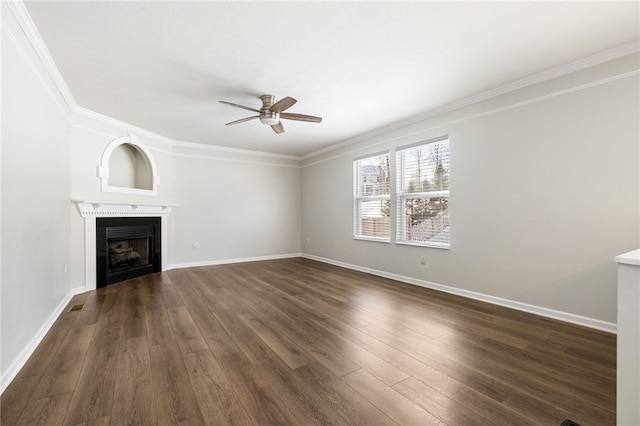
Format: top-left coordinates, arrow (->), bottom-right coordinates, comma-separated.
353,151 -> 391,243
396,137 -> 450,249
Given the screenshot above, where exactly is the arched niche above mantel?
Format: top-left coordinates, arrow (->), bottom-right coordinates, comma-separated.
97,134 -> 159,196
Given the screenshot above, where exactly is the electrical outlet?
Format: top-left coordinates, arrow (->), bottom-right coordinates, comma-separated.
420,256 -> 426,266
306,237 -> 311,245
192,242 -> 201,249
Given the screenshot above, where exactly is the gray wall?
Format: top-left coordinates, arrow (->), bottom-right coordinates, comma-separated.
1,4 -> 73,381
169,147 -> 302,266
301,54 -> 640,324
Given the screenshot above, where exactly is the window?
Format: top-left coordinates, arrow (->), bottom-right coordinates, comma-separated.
396,137 -> 450,248
353,152 -> 391,241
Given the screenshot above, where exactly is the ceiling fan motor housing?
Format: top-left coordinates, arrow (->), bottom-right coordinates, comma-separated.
259,95 -> 280,125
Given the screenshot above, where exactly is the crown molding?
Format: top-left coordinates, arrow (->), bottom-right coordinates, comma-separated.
74,106 -> 176,146
302,40 -> 640,161
5,0 -> 77,112
6,0 -> 294,163
9,0 -> 638,163
75,107 -> 301,163
427,40 -> 640,118
302,68 -> 639,168
172,139 -> 302,162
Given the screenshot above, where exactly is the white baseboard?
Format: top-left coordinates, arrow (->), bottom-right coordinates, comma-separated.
166,252 -> 302,271
2,253 -> 614,395
301,253 -> 617,334
1,286 -> 86,394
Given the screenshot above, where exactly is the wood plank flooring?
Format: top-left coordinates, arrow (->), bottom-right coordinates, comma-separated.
1,258 -> 616,425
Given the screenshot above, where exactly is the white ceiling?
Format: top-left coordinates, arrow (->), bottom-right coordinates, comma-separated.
24,1 -> 639,157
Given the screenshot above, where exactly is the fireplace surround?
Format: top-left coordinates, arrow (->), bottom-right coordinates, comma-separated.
73,201 -> 176,290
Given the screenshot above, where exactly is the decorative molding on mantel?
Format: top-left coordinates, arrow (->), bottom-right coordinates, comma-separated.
73,200 -> 178,217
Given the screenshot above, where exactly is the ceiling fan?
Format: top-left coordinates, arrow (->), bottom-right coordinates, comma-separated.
219,95 -> 322,134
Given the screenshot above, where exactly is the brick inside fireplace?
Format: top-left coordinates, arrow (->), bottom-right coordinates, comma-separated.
96,217 -> 161,288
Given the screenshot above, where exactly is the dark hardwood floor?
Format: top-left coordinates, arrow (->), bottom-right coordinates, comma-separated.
1,258 -> 616,425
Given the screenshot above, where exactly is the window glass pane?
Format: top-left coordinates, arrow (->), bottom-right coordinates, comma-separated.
357,155 -> 390,196
359,199 -> 391,238
403,197 -> 449,244
401,142 -> 449,193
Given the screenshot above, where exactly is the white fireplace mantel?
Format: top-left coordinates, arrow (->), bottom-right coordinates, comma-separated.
72,200 -> 178,291
73,200 -> 177,217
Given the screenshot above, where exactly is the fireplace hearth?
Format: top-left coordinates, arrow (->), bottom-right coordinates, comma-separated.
96,217 -> 161,287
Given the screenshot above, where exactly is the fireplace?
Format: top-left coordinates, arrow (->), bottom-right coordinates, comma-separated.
96,217 -> 161,287
73,201 -> 175,291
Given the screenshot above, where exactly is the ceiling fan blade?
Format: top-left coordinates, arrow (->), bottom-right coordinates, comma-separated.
270,97 -> 297,113
219,100 -> 260,113
271,122 -> 284,134
225,115 -> 259,125
280,112 -> 323,123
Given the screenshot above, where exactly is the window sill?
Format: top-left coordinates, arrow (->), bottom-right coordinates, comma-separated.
353,236 -> 391,244
396,240 -> 449,250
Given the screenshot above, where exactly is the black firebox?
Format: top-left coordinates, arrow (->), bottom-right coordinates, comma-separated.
96,217 -> 161,288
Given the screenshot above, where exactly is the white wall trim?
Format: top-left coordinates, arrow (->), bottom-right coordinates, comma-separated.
419,40 -> 639,123
4,0 -> 76,112
301,253 -> 617,334
302,68 -> 640,168
10,0 -> 638,165
0,252 -> 616,394
2,7 -> 72,122
98,134 -> 160,195
302,41 -> 640,162
172,150 -> 301,169
173,140 -> 301,162
0,286 -> 85,395
71,124 -> 175,157
74,107 -> 176,147
74,108 -> 304,163
166,253 -> 302,271
0,253 -> 294,392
